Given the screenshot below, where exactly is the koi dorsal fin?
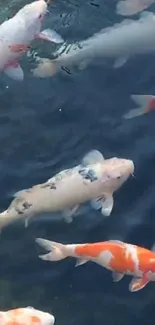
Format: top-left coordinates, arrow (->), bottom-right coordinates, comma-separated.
81,150 -> 104,166
108,240 -> 123,244
151,243 -> 155,252
13,188 -> 29,198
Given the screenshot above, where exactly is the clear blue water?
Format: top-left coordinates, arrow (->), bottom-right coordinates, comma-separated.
0,0 -> 155,324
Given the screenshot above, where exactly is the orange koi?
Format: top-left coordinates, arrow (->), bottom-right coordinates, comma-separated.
36,238 -> 155,292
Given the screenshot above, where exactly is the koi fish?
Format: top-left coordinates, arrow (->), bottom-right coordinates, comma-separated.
0,306 -> 55,325
36,238 -> 155,292
123,94 -> 155,119
0,150 -> 134,230
0,0 -> 63,81
31,11 -> 155,78
116,0 -> 155,17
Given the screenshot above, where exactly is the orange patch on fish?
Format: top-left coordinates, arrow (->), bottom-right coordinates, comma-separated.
75,241 -> 124,258
30,316 -> 41,324
9,44 -> 30,53
136,248 -> 155,272
75,242 -> 139,273
108,245 -> 136,273
6,322 -> 24,325
8,309 -> 23,317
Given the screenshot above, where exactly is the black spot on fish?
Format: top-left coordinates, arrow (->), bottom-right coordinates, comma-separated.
78,168 -> 98,182
41,183 -> 56,190
15,208 -> 24,215
41,183 -> 50,188
50,183 -> 56,190
22,202 -> 32,210
15,201 -> 32,215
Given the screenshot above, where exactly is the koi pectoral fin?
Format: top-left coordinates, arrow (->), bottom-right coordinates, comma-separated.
113,57 -> 128,68
90,197 -> 103,210
75,258 -> 89,267
112,271 -> 124,282
4,63 -> 24,81
91,195 -> 114,217
122,107 -> 147,119
25,216 -> 30,228
129,277 -> 150,292
101,195 -> 113,216
62,205 -> 79,223
36,29 -> 64,44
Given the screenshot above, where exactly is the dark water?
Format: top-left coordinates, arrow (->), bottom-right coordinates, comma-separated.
1,0 -> 155,324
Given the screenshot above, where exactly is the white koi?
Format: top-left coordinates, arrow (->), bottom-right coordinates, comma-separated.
31,11 -> 155,77
0,150 -> 134,230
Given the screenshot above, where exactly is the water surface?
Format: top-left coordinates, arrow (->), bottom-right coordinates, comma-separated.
0,1 -> 155,325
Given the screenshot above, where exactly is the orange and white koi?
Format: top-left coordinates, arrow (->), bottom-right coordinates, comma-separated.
0,150 -> 134,230
123,94 -> 155,119
36,238 -> 155,292
116,0 -> 155,17
0,0 -> 63,81
0,306 -> 55,325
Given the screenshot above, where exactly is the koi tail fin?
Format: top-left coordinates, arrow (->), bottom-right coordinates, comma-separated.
32,58 -> 58,78
35,238 -> 68,261
122,94 -> 153,119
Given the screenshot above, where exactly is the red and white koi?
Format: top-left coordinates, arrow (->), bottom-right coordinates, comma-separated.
123,94 -> 155,119
36,238 -> 155,292
0,0 -> 63,81
0,306 -> 55,325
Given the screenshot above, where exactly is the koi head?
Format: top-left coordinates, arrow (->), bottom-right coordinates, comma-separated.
16,0 -> 47,34
100,157 -> 134,192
